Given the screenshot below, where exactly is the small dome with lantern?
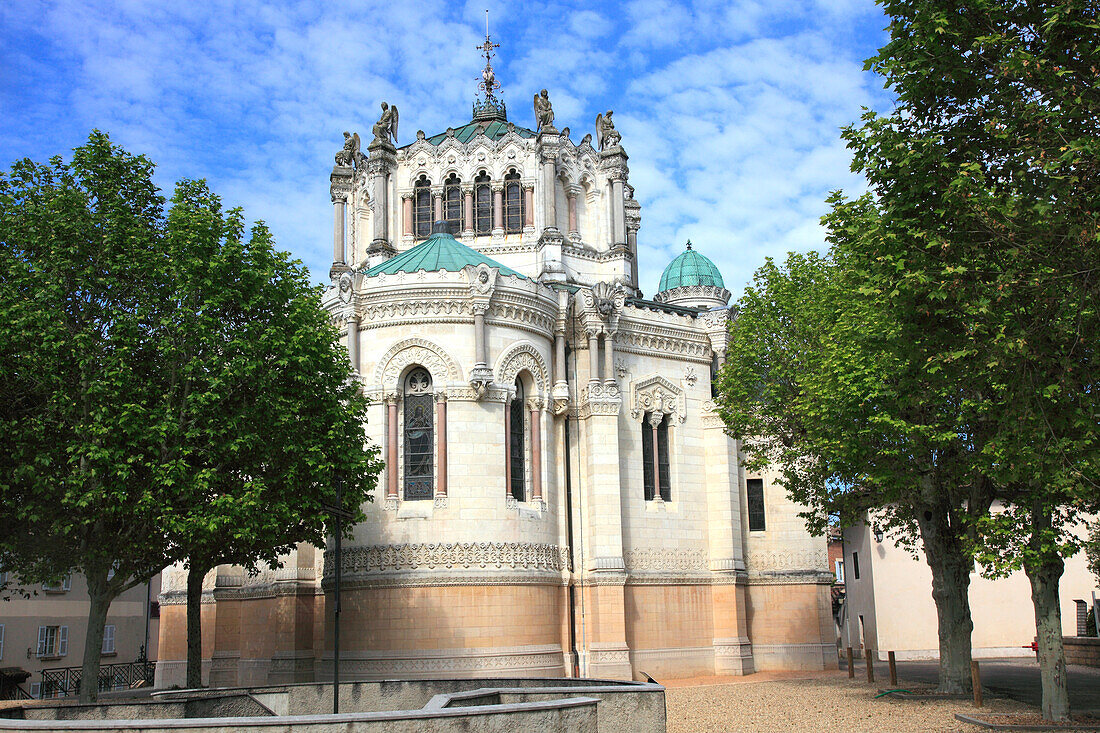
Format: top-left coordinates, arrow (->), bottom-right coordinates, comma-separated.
654,241 -> 731,308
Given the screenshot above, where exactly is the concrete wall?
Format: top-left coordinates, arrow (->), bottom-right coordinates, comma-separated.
842,522 -> 1100,660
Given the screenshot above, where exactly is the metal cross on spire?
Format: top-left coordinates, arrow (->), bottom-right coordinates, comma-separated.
477,10 -> 501,100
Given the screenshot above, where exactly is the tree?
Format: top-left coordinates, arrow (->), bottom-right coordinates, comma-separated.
152,180 -> 381,688
1087,524 -> 1100,586
823,0 -> 1099,721
0,132 -> 383,701
715,248 -> 994,693
0,132 -> 179,702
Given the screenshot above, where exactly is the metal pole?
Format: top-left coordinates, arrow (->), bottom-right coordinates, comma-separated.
333,478 -> 343,716
888,651 -> 897,686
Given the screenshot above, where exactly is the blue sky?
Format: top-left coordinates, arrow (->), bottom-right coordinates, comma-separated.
1,0 -> 894,298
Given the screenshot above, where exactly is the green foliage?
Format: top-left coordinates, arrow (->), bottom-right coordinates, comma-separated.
1087,523 -> 1100,586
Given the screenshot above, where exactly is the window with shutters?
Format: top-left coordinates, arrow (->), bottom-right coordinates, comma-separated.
641,412 -> 672,501
413,175 -> 432,238
443,173 -> 463,233
474,172 -> 493,234
503,170 -> 524,233
42,575 -> 70,593
36,625 -> 67,658
102,624 -> 116,655
747,478 -> 766,531
403,368 -> 434,500
509,378 -> 526,501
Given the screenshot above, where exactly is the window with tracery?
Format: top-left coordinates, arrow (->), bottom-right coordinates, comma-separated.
509,378 -> 526,501
504,170 -> 524,233
474,172 -> 493,234
443,173 -> 463,233
403,368 -> 434,500
642,412 -> 671,501
413,176 -> 432,239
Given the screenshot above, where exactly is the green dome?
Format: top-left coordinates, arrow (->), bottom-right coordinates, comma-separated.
364,230 -> 525,279
657,242 -> 724,292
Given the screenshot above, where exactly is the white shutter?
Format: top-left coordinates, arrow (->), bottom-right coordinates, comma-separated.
0,623 -> 5,659
36,626 -> 47,657
62,575 -> 71,591
102,625 -> 115,654
58,626 -> 68,656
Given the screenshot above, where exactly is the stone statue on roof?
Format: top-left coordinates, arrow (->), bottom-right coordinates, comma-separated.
372,102 -> 399,146
335,131 -> 361,169
595,110 -> 621,151
534,89 -> 555,132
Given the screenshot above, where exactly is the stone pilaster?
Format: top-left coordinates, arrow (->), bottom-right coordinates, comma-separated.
366,138 -> 397,267
329,167 -> 354,281
598,145 -> 629,250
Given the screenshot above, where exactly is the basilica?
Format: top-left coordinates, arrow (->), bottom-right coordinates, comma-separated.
155,37 -> 835,687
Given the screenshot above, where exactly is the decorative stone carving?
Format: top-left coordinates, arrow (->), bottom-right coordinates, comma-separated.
467,263 -> 497,296
372,102 -> 399,146
494,342 -> 550,397
630,374 -> 686,423
335,131 -> 366,170
595,110 -> 621,151
615,359 -> 629,380
338,272 -> 354,303
533,89 -> 555,133
745,549 -> 829,573
684,366 -> 698,387
329,542 -> 566,576
374,337 -> 462,389
624,548 -> 708,573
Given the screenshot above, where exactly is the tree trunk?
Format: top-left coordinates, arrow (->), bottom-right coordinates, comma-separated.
916,504 -> 974,694
80,568 -> 114,703
185,564 -> 208,689
1026,509 -> 1070,722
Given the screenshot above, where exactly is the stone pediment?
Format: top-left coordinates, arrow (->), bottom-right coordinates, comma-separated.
629,374 -> 686,423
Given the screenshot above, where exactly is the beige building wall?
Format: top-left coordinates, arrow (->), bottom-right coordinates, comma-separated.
841,522 -> 1100,660
0,573 -> 159,697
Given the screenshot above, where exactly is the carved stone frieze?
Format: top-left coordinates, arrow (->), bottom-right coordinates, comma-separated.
745,549 -> 829,573
494,342 -> 550,396
327,542 -> 567,577
374,337 -> 462,389
624,548 -> 707,573
630,374 -> 686,423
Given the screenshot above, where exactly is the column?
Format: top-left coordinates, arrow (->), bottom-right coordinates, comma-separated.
492,184 -> 504,233
387,398 -> 398,499
567,188 -> 579,235
524,186 -> 535,227
372,170 -> 388,244
463,187 -> 474,235
474,308 -> 487,367
588,331 -> 601,383
542,159 -> 557,229
627,226 -> 639,285
402,193 -> 413,237
332,197 -> 346,264
433,190 -> 443,224
435,396 -> 447,496
503,398 -> 511,497
554,331 -> 566,386
347,316 -> 360,375
650,412 -> 662,500
611,179 -> 626,246
603,332 -> 615,386
530,404 -> 542,500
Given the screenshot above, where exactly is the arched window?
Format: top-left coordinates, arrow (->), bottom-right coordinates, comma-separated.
474,172 -> 493,235
508,378 -> 525,501
403,367 -> 434,500
641,412 -> 671,501
413,176 -> 432,239
504,170 -> 524,233
443,173 -> 463,233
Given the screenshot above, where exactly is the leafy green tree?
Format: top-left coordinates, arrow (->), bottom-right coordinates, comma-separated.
715,248 -> 993,693
1087,524 -> 1100,586
0,132 -> 382,701
152,180 -> 381,688
0,132 -> 178,702
823,0 -> 1099,720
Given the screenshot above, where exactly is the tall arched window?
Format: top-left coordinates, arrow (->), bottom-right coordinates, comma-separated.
642,412 -> 671,501
474,172 -> 493,235
503,170 -> 524,233
508,378 -> 525,501
443,174 -> 463,233
403,368 -> 434,500
413,176 -> 432,239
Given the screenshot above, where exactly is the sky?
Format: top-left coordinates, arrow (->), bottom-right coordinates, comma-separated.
0,0 -> 895,299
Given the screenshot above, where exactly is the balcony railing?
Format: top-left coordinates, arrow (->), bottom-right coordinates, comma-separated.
37,659 -> 156,699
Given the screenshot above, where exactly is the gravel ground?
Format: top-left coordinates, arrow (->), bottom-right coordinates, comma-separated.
665,672 -> 1035,733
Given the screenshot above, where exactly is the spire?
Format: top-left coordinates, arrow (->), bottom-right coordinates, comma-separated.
473,10 -> 507,122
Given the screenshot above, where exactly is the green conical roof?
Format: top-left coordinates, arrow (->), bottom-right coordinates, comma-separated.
364,231 -> 526,279
657,242 -> 725,291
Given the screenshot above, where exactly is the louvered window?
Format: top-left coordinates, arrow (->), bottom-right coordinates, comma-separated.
504,170 -> 524,233
474,172 -> 493,234
413,176 -> 432,238
443,174 -> 463,233
403,368 -> 434,500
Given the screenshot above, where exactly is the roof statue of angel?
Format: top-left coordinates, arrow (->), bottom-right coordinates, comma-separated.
595,110 -> 621,151
534,89 -> 555,132
334,131 -> 361,168
372,102 -> 399,146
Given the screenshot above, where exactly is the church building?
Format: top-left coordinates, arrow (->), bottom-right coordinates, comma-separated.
155,33 -> 835,687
